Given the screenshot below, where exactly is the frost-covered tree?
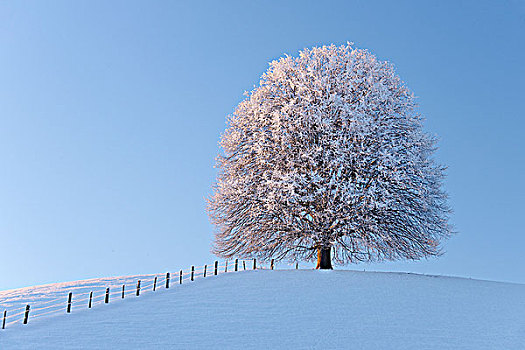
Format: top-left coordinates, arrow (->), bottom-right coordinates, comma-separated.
208,43 -> 452,269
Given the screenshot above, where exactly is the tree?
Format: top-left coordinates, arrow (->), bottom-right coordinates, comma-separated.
208,43 -> 452,269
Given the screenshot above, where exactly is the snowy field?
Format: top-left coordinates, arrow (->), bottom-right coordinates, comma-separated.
1,269 -> 525,349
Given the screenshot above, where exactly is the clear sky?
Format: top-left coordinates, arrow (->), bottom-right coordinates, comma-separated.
1,1 -> 524,290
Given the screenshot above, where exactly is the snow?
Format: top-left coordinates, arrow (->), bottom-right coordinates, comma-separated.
0,274 -> 158,311
1,270 -> 525,349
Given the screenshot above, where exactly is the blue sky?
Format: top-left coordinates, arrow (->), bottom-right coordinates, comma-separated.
0,1 -> 524,290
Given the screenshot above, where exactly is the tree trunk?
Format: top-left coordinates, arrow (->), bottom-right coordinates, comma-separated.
315,247 -> 333,269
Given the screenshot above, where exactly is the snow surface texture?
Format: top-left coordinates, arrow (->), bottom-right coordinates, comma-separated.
1,270 -> 525,349
0,274 -> 159,313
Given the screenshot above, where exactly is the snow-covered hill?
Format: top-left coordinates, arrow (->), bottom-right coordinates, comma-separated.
1,269 -> 524,349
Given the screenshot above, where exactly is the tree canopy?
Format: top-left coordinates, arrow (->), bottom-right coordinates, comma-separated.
208,43 -> 452,268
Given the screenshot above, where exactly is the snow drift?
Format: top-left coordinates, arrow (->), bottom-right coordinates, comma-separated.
1,269 -> 524,349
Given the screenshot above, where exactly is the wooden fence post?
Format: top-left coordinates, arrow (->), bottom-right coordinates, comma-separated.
253,258 -> 257,270
153,277 -> 157,291
136,280 -> 141,296
225,260 -> 228,273
2,310 -> 6,329
88,291 -> 93,308
67,292 -> 72,313
179,270 -> 183,284
214,261 -> 218,275
235,259 -> 238,271
243,260 -> 246,270
166,272 -> 170,289
23,305 -> 30,325
105,288 -> 110,304
271,259 -> 274,270
122,285 -> 125,299
191,266 -> 194,281
204,265 -> 207,278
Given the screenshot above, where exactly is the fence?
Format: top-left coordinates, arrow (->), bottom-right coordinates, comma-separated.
0,258 -> 294,330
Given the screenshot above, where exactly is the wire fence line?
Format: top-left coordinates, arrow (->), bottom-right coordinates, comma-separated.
1,258 -> 288,330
